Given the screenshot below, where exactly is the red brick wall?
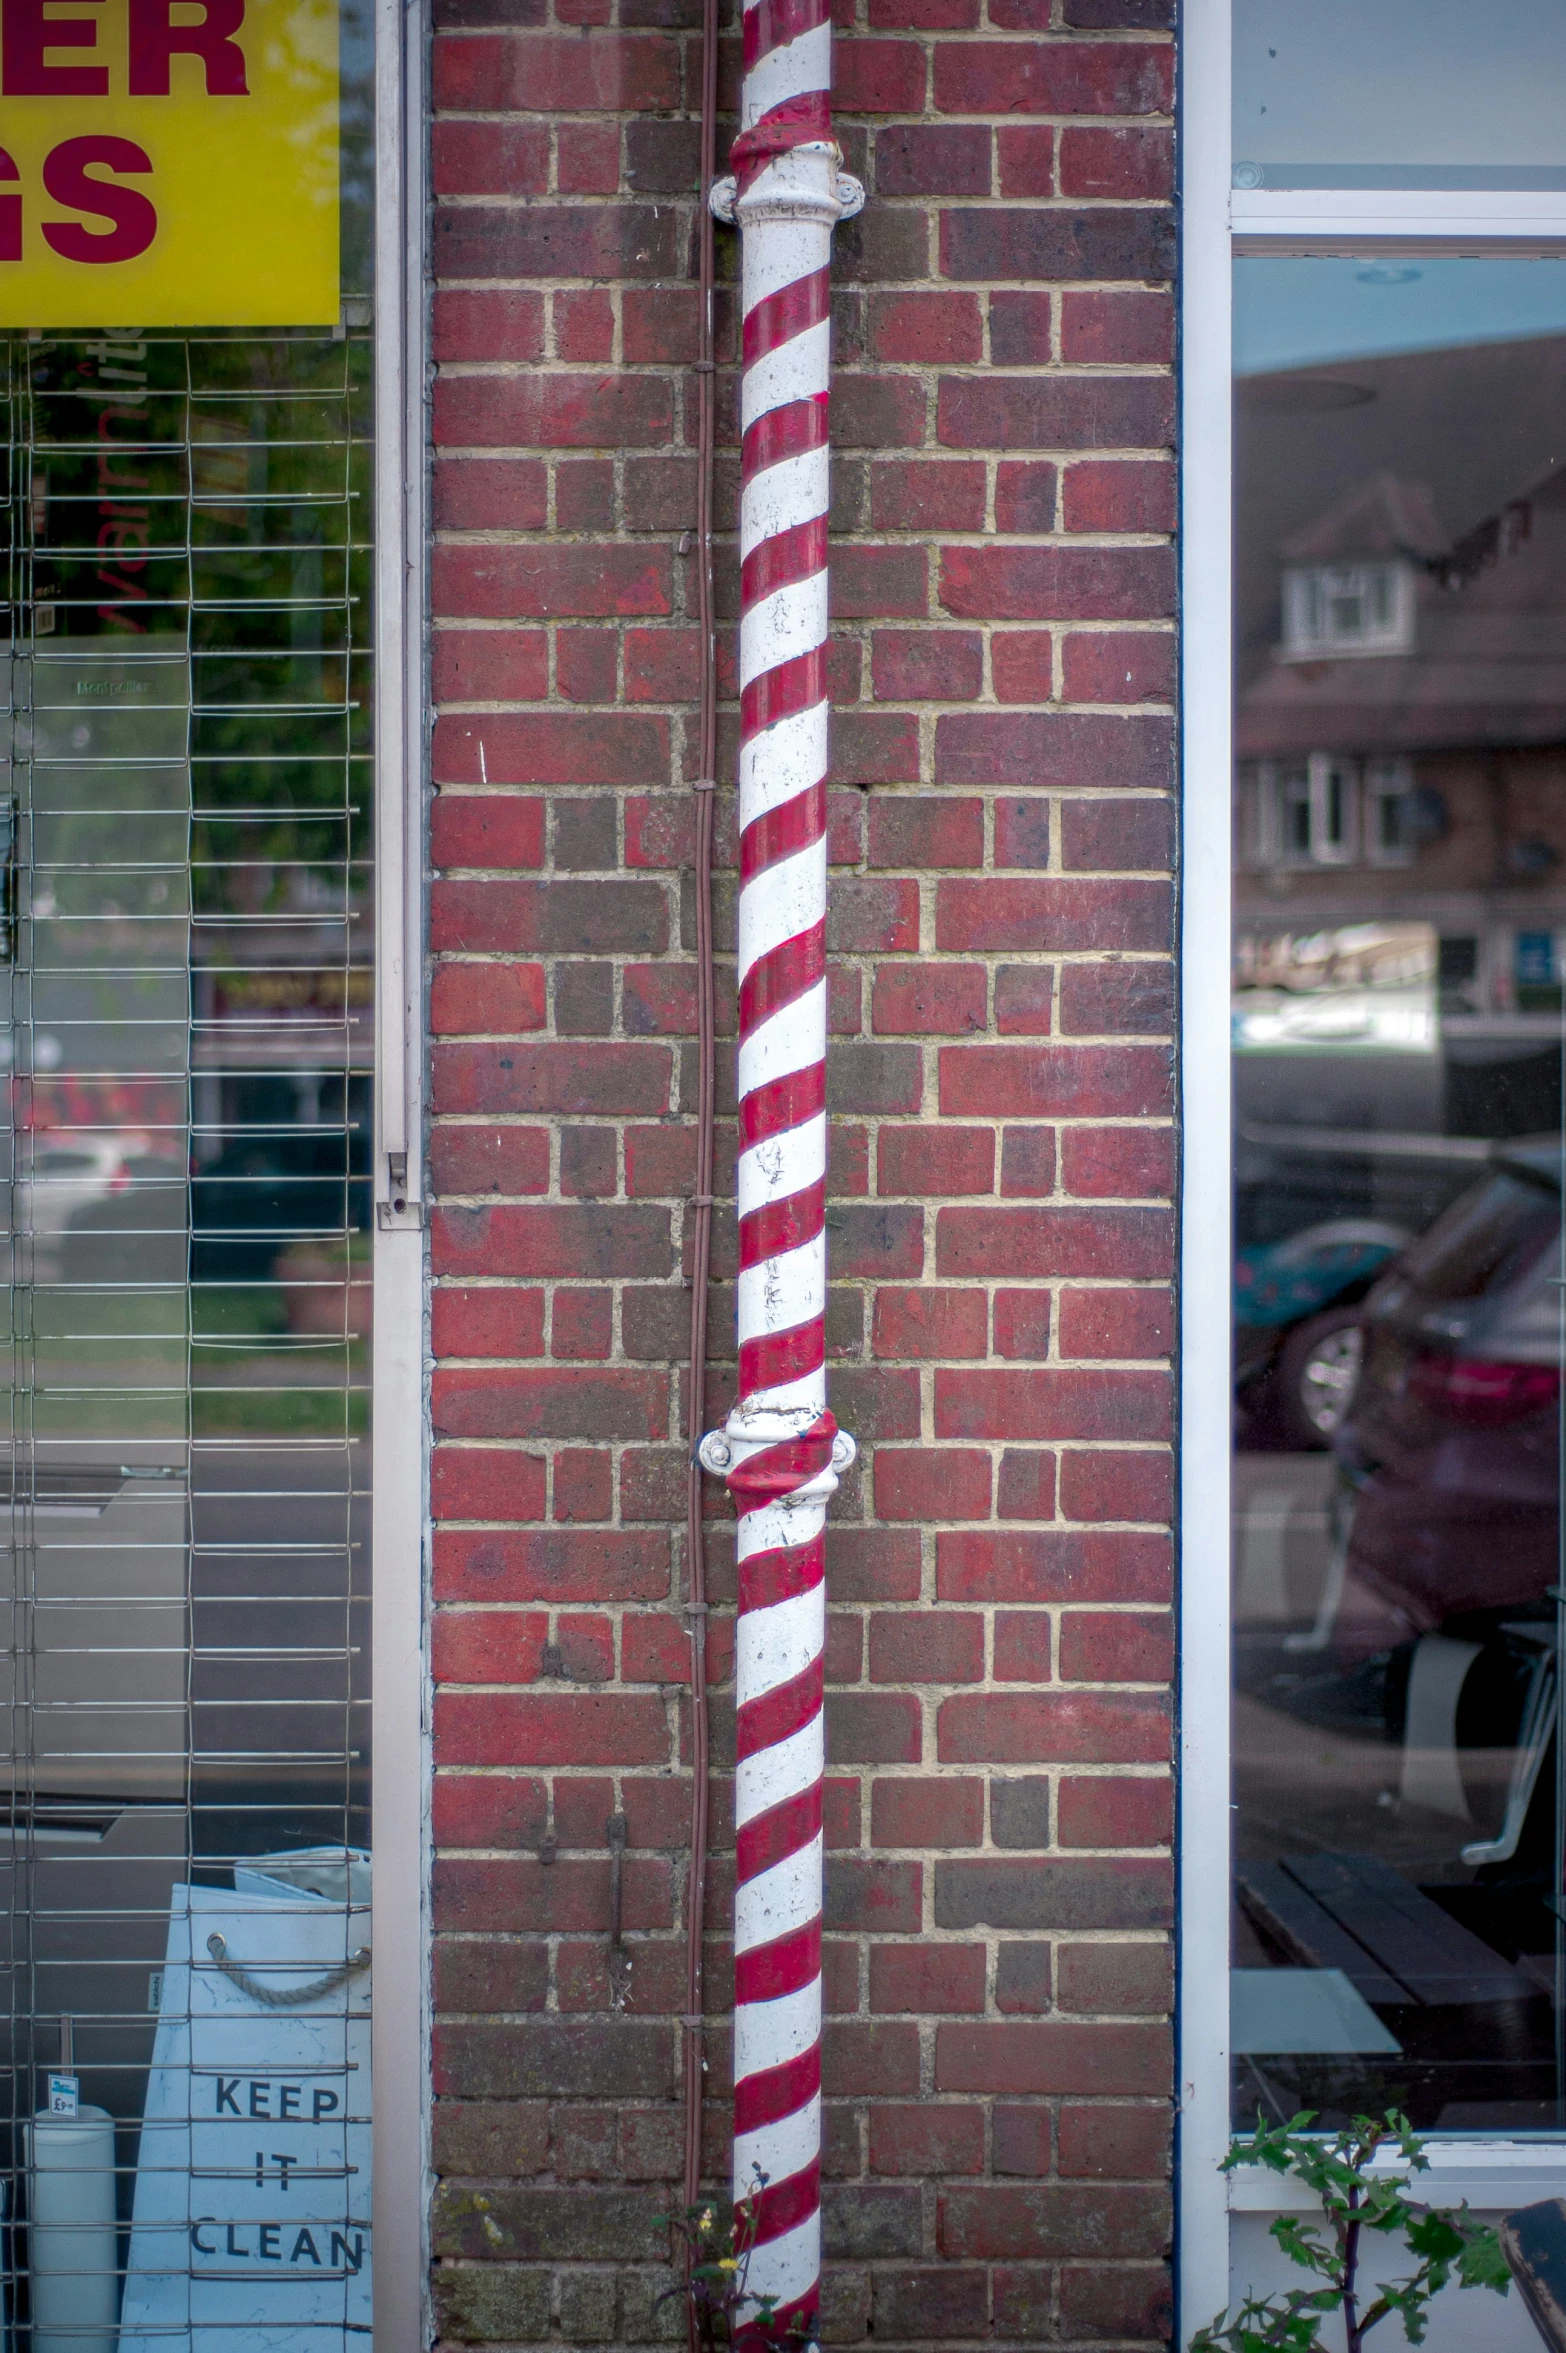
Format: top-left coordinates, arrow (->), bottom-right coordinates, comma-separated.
425,0 -> 1178,2338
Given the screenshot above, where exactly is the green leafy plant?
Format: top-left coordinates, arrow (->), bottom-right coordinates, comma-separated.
657,2176 -> 811,2353
1193,2110 -> 1511,2353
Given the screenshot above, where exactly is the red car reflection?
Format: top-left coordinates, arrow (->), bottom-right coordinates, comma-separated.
1334,1139 -> 1564,1642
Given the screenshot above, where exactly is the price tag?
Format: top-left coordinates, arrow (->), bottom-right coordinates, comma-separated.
46,2073 -> 78,2119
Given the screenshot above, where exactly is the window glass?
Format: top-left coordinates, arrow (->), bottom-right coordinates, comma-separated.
1234,0 -> 1566,191
0,2 -> 378,2337
1232,259 -> 1566,2131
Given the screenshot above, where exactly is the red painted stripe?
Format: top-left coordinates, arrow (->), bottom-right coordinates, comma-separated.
740,1315 -> 826,1400
738,1061 -> 825,1152
738,918 -> 824,1040
733,2042 -> 820,2137
736,2288 -> 818,2353
749,2158 -> 821,2250
736,1652 -> 822,1764
738,1532 -> 824,1615
734,1914 -> 820,2007
740,777 -> 825,884
743,268 -> 830,369
742,393 -> 828,484
731,92 -> 834,193
741,512 -> 827,611
737,1780 -> 823,1887
739,1177 -> 825,1273
739,644 -> 826,746
743,0 -> 827,69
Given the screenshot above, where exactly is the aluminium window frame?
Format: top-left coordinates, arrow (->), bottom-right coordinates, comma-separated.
1177,2 -> 1566,2341
370,0 -> 432,2340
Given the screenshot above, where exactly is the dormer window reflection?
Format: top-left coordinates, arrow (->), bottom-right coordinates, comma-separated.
1281,559 -> 1416,659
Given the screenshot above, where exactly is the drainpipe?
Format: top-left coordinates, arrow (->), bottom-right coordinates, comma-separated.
698,20 -> 862,2350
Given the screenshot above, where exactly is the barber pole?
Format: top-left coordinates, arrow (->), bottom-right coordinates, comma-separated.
698,20 -> 862,2351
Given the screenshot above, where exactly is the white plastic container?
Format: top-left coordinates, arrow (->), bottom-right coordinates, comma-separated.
26,2108 -> 118,2353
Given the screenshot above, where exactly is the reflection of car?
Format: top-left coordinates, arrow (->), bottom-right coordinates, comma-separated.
1236,1218 -> 1411,1447
7,1139 -> 184,1280
1336,1143 -> 1562,1637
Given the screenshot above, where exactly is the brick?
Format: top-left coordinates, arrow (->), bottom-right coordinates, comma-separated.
1059,959 -> 1173,1037
934,38 -> 1171,112
871,1775 -> 984,1848
432,1283 -> 547,1358
833,37 -> 926,110
1062,795 -> 1175,873
623,117 -> 699,191
869,1943 -> 986,2015
432,1447 -> 548,1522
823,2021 -> 921,2099
556,460 -> 615,529
1063,630 -> 1175,706
868,794 -> 984,869
433,284 -> 544,364
993,460 -> 1058,535
938,1043 -> 1172,1120
993,1289 -> 1051,1361
1055,2266 -> 1174,2342
434,456 -> 548,530
822,1857 -> 922,1934
937,1206 -> 1173,1281
995,1943 -> 1052,2017
556,629 -> 618,705
431,2095 -> 549,2177
942,546 -> 1173,625
1060,287 -> 1173,366
1059,1451 -> 1173,1525
433,629 -> 550,706
825,1690 -> 923,1764
865,2117 -> 978,2183
992,968 -> 1055,1041
431,1127 -> 551,1197
989,290 -> 1052,365
868,463 -> 985,539
938,371 -> 1173,451
990,633 -> 1054,705
622,289 -> 697,364
998,1127 -> 1056,1195
873,962 -> 986,1036
990,1775 -> 1051,1848
869,291 -> 982,365
830,377 -> 929,455
828,1527 -> 924,1603
1060,1608 -> 1173,1682
939,1688 -> 1168,1765
434,1204 -> 669,1281
432,961 -> 548,1036
995,126 -> 1055,198
435,714 -> 669,791
940,2183 -> 1169,2260
994,1612 -> 1053,1681
935,2020 -> 1171,2097
827,875 -> 921,953
432,32 -> 680,113
871,1287 -> 987,1360
437,1690 -> 670,1767
1059,123 -> 1174,200
1059,1775 -> 1172,1850
433,118 -> 550,195
870,629 -> 982,702
433,2265 -> 550,2343
1057,1942 -> 1172,2017
434,371 -> 672,449
435,1368 -> 669,1445
869,1606 -> 985,1681
873,2267 -> 989,2334
1061,1125 -> 1175,1200
878,1125 -> 993,1197
435,544 -> 670,621
874,123 -> 991,195
1063,458 -> 1177,535
938,1528 -> 1171,1605
993,2106 -> 1052,2178
830,543 -> 929,620
432,2181 -> 668,2261
1059,1287 -> 1172,1360
941,208 -> 1176,286
432,792 -> 547,871
433,877 -> 666,959
433,1605 -> 547,1685
553,1447 -> 613,1521
557,119 -> 619,192
937,714 -> 1172,793
434,1042 -> 671,1118
997,1451 -> 1056,1521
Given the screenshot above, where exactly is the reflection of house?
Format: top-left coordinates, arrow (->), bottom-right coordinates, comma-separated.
1237,338 -> 1566,1022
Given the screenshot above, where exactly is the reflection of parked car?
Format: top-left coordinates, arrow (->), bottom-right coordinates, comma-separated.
7,1138 -> 185,1282
1236,1218 -> 1411,1447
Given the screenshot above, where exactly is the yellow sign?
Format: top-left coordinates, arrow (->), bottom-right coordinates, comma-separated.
0,0 -> 339,327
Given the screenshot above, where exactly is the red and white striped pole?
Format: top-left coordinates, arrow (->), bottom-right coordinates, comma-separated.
698,21 -> 861,2349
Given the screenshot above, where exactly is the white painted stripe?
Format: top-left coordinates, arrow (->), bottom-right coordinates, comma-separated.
740,188 -> 833,304
738,838 -> 825,981
736,1492 -> 828,1567
739,2214 -> 820,2317
737,1711 -> 823,1835
733,2096 -> 821,2212
734,1974 -> 821,2083
739,706 -> 827,826
738,1583 -> 825,1716
737,1234 -> 825,1340
738,1110 -> 826,1224
740,571 -> 829,694
738,978 -> 825,1098
743,319 -> 830,435
742,30 -> 831,136
736,1833 -> 823,1956
742,446 -> 829,562
740,1364 -> 828,1419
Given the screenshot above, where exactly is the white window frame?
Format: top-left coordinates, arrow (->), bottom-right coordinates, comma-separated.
1178,3 -> 1566,2339
371,0 -> 432,2341
1280,561 -> 1415,662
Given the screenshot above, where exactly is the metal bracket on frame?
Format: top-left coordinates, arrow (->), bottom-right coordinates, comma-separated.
376,1152 -> 427,1231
